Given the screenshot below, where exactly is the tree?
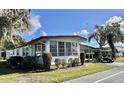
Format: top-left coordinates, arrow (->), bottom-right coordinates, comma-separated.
89,23 -> 124,59
89,25 -> 107,48
105,22 -> 123,59
88,25 -> 107,59
1,35 -> 26,50
0,9 -> 31,48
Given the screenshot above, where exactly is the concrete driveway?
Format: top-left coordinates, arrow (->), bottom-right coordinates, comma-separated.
64,62 -> 124,83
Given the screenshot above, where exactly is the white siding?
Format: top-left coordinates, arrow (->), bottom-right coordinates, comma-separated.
29,45 -> 32,56
14,49 -> 17,56
5,37 -> 83,65
45,41 -> 50,53
6,50 -> 13,59
19,48 -> 23,56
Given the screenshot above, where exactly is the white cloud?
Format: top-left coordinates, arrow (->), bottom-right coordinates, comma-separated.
41,30 -> 47,36
29,15 -> 42,35
73,32 -> 77,35
106,16 -> 123,25
80,29 -> 90,35
101,24 -> 105,26
103,42 -> 124,48
115,42 -> 124,47
73,29 -> 89,37
120,20 -> 124,33
103,16 -> 124,34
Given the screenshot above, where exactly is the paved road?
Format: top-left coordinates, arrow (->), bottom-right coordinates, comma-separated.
64,62 -> 124,83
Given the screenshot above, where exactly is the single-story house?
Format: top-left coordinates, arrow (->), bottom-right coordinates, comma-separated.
102,46 -> 124,58
80,44 -> 98,59
6,35 -> 87,64
115,46 -> 124,57
80,44 -> 113,60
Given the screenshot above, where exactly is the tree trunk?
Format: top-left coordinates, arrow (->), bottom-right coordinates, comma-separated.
98,45 -> 102,62
107,34 -> 116,59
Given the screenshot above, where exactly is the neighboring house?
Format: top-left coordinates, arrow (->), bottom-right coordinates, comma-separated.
101,46 -> 124,58
6,35 -> 86,64
115,46 -> 124,57
80,44 -> 113,59
80,44 -> 98,59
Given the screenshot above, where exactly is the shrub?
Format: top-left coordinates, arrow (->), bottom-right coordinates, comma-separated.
72,59 -> 76,67
64,58 -> 80,68
33,63 -> 43,69
54,58 -> 61,69
7,56 -> 43,70
42,53 -> 52,71
0,57 -> 3,60
7,56 -> 24,69
61,59 -> 66,68
68,58 -> 80,67
0,61 -> 8,68
67,58 -> 73,67
74,58 -> 80,66
21,56 -> 36,69
34,56 -> 44,69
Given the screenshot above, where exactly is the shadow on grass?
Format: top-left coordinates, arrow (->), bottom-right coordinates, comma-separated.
0,61 -> 56,75
0,61 -> 20,75
0,67 -> 17,75
0,61 -> 83,75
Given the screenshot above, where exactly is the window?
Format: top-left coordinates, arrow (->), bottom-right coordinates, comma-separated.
72,42 -> 78,55
35,44 -> 41,51
58,42 -> 65,56
50,41 -> 57,56
17,49 -> 19,55
22,48 -> 26,56
50,41 -> 78,56
13,50 -> 15,55
26,47 -> 29,56
30,45 -> 34,56
66,42 -> 71,56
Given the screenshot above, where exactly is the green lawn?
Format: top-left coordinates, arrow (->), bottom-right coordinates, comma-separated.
115,57 -> 124,62
0,61 -> 115,83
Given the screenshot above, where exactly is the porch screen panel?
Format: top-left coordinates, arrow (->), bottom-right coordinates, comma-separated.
72,42 -> 78,55
66,42 -> 71,56
58,42 -> 65,56
36,44 -> 41,51
50,41 -> 57,56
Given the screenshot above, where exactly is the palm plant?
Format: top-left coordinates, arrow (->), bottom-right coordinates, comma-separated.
88,25 -> 107,59
89,25 -> 107,49
105,22 -> 124,59
89,23 -> 124,59
0,9 -> 31,48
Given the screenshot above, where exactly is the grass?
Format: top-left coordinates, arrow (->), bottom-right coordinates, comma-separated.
44,64 -> 115,83
0,61 -> 116,83
0,61 -> 20,82
115,57 -> 124,62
